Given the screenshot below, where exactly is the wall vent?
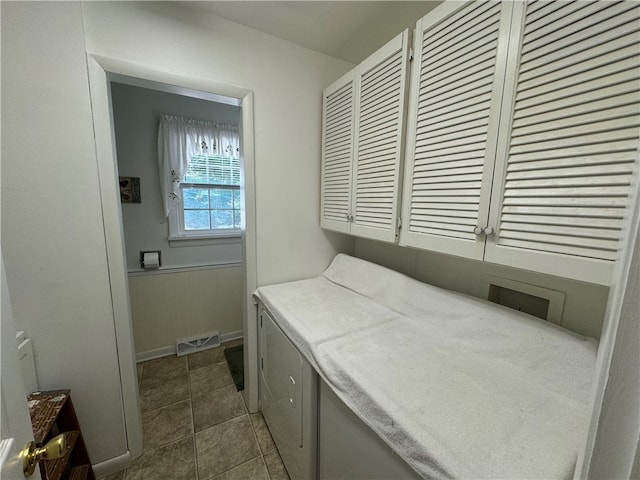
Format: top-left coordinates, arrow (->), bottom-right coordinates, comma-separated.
176,331 -> 220,356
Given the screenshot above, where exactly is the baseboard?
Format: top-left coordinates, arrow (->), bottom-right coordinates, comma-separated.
221,330 -> 243,343
135,331 -> 244,363
93,451 -> 131,478
135,345 -> 176,363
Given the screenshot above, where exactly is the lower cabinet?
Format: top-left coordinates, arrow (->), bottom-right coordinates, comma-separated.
318,380 -> 420,480
258,302 -> 419,480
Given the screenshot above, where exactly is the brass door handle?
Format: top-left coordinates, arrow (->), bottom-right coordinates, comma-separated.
21,432 -> 71,477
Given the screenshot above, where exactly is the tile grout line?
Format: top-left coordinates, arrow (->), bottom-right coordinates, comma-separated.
192,343 -> 259,479
206,453 -> 266,480
188,346 -> 246,479
188,360 -> 200,480
105,342 -> 276,480
248,411 -> 276,479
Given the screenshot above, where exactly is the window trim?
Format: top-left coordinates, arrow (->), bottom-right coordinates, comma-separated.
168,183 -> 242,241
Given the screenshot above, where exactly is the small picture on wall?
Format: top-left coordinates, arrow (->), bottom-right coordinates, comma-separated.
119,176 -> 141,203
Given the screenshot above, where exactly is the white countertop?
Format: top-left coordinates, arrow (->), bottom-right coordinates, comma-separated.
255,254 -> 597,479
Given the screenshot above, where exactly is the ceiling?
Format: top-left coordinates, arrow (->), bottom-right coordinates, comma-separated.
181,1 -> 441,64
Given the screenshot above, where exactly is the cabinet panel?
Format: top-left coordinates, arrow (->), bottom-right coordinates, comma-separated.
485,0 -> 640,284
400,1 -> 514,259
318,379 -> 420,480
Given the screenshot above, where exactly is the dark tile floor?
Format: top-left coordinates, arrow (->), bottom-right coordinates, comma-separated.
99,340 -> 290,480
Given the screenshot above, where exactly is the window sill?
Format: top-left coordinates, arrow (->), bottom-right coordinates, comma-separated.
168,232 -> 242,247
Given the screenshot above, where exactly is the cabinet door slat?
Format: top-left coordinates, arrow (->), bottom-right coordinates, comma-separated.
518,29 -> 640,84
513,94 -> 640,132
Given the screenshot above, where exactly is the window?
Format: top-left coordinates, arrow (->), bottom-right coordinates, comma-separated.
157,114 -> 242,240
181,155 -> 241,232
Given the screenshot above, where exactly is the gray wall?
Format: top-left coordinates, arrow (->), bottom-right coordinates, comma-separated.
111,82 -> 242,271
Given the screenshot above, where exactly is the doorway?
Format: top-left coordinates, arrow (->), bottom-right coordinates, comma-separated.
86,56 -> 258,464
109,81 -> 244,359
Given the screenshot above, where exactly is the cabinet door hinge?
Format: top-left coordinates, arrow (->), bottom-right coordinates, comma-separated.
261,358 -> 264,370
409,47 -> 414,62
260,314 -> 263,328
397,216 -> 403,229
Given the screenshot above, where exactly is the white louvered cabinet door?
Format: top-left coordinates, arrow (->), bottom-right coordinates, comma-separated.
485,0 -> 640,285
321,31 -> 410,242
399,1 -> 515,259
350,30 -> 411,243
321,72 -> 355,234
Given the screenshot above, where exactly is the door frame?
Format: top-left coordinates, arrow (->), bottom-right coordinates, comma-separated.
85,53 -> 258,465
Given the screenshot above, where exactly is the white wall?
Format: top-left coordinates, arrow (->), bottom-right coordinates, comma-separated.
579,189 -> 640,478
1,0 -> 355,467
355,238 -> 609,339
589,220 -> 639,476
111,82 -> 242,270
82,0 -> 355,415
1,2 -> 126,464
81,1 -> 355,287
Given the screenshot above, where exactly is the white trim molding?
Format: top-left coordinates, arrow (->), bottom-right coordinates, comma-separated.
92,451 -> 131,479
85,52 -> 258,460
128,261 -> 242,276
86,54 -> 143,461
135,331 -> 244,363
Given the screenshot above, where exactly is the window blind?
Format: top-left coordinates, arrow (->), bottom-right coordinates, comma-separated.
184,154 -> 241,186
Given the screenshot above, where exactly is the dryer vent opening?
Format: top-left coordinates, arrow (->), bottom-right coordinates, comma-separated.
487,276 -> 566,325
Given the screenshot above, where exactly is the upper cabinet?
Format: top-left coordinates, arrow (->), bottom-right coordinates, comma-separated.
321,71 -> 355,234
321,30 -> 411,243
484,0 -> 640,284
400,0 -> 640,285
400,1 -> 514,260
321,0 -> 639,285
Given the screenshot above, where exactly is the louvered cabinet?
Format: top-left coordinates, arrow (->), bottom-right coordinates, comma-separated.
485,0 -> 640,284
400,1 -> 514,260
400,0 -> 640,285
321,29 -> 411,243
321,71 -> 355,234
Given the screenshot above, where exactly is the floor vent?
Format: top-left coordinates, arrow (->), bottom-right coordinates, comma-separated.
176,331 -> 221,356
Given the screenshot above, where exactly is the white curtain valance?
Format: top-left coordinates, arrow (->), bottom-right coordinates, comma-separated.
157,114 -> 240,218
